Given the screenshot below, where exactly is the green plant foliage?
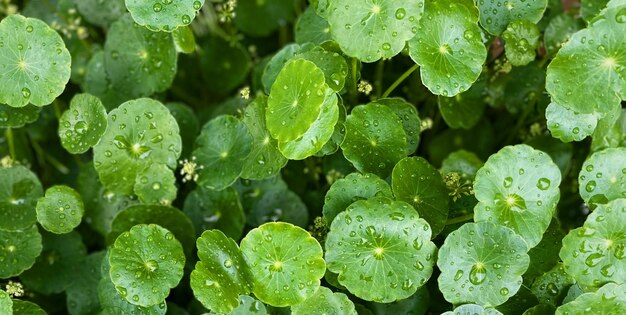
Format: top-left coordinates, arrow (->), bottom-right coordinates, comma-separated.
0,225 -> 42,278
172,26 -> 196,54
530,263 -> 574,306
219,295 -> 267,315
234,0 -> 296,37
58,93 -> 108,154
438,76 -> 487,130
476,0 -> 548,35
199,36 -> 251,94
76,0 -> 126,27
0,15 -> 71,107
240,222 -> 325,307
555,282 -> 626,314
11,300 -> 46,314
546,102 -> 600,143
502,20 -> 540,66
0,290 -> 11,314
325,197 -> 437,302
442,304 -> 503,315
473,145 -> 562,248
0,104 -> 41,128
437,222 -> 530,306
578,147 -> 626,205
108,224 -> 185,307
291,286 -> 357,315
133,163 -> 177,205
66,251 -> 105,315
295,7 -> 332,45
560,198 -> 626,287
408,0 -> 486,97
544,14 -> 582,56
373,97 -> 421,154
184,186 -> 245,239
0,165 -> 43,231
126,0 -> 204,32
36,185 -> 84,234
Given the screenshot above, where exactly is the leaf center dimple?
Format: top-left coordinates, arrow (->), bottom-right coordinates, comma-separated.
371,4 -> 381,14
602,57 -> 616,68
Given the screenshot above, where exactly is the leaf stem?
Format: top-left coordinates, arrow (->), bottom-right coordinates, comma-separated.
382,64 -> 419,98
445,213 -> 474,226
374,59 -> 385,99
349,58 -> 359,104
5,128 -> 16,160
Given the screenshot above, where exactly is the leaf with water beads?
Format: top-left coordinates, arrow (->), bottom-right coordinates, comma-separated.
373,97 -> 421,155
408,0 -> 486,97
199,36 -> 252,94
224,295 -> 267,315
476,0 -> 548,35
438,75 -> 487,130
58,93 -> 108,154
0,15 -> 71,107
109,224 -> 185,307
324,0 -> 425,62
295,7 -> 332,45
555,282 -> 626,314
296,46 -> 349,92
66,251 -> 106,315
502,20 -> 540,66
125,0 -> 204,31
76,0 -> 126,28
183,186 -> 244,240
0,165 -> 43,231
172,25 -> 196,54
0,104 -> 40,128
437,221 -> 530,306
325,197 -> 437,303
11,300 -> 46,315
546,102 -> 600,143
93,98 -> 182,195
133,164 -> 177,206
442,304 -> 504,315
578,148 -> 626,205
291,286 -> 357,315
0,225 -> 42,279
246,189 -> 309,228
530,263 -> 575,306
0,290 -> 11,314
543,14 -> 582,57
190,230 -> 253,314
340,103 -> 407,178
262,43 -> 312,93
240,222 -> 325,307
35,185 -> 84,234
193,115 -> 253,191
473,144 -> 562,248
559,198 -> 626,288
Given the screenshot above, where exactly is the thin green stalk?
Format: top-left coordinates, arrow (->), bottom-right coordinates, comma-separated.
374,59 -> 385,99
445,213 -> 474,226
349,58 -> 359,104
382,64 -> 419,98
5,128 -> 16,159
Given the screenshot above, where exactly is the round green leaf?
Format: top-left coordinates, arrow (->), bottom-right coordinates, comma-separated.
502,20 -> 540,67
524,219 -> 566,282
109,224 -> 185,307
0,104 -> 40,128
530,263 -> 574,306
36,185 -> 84,234
555,283 -> 626,314
199,36 -> 251,94
240,222 -> 325,307
0,225 -> 42,278
560,198 -> 626,287
240,95 -> 288,180
266,59 -> 329,142
20,230 -> 87,294
546,102 -> 600,143
443,304 -> 504,315
107,205 -> 196,256
441,150 -> 484,179
104,15 -> 177,98
246,189 -> 309,228
408,0 -> 486,97
578,148 -> 626,205
437,222 -> 530,306
296,46 -> 348,92
133,164 -> 177,205
126,0 -> 204,31
325,197 -> 436,303
373,98 -> 421,155
322,172 -> 393,226
183,186 -> 245,240
11,300 -> 46,315
438,76 -> 486,130
278,91 -> 339,160
190,230 -> 253,314
0,290 -> 11,314
546,7 -> 626,116
341,103 -> 407,178
66,251 -> 106,315
58,93 -> 108,154
76,0 -> 126,27
291,286 -> 357,315
262,43 -> 311,93
315,98 -> 347,157
581,0 -> 611,23
392,157 -> 450,237
0,15 -> 71,107
295,7 -> 332,45
477,0 -> 548,35
325,0 -> 425,62
93,98 -> 182,195
234,0 -> 295,37
473,144 -> 562,248
0,165 -> 43,231
544,14 -> 582,56
165,102 -> 199,158
172,25 -> 196,54
222,295 -> 267,315
193,115 -> 253,191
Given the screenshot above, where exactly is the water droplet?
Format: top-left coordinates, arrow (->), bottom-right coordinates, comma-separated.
536,178 -> 551,190
382,43 -> 391,50
193,0 -> 202,10
469,264 -> 486,285
615,7 -> 626,23
153,3 -> 162,11
585,252 -> 603,267
21,87 -> 31,98
585,180 -> 596,193
26,25 -> 33,33
454,269 -> 464,281
503,176 -> 513,188
223,259 -> 232,268
500,287 -> 509,296
546,282 -> 559,295
181,15 -> 191,24
395,8 -> 406,19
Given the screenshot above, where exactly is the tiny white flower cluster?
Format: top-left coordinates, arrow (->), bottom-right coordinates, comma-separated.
239,86 -> 250,100
179,156 -> 204,183
216,0 -> 237,23
0,156 -> 13,168
357,80 -> 373,95
6,280 -> 24,298
0,0 -> 18,16
50,8 -> 89,40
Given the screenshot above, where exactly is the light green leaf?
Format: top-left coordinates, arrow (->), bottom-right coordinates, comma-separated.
546,102 -> 600,143
0,15 -> 71,107
76,0 -> 126,27
36,185 -> 84,234
530,263 -> 574,306
291,286 -> 357,315
560,198 -> 626,287
109,224 -> 185,307
477,0 -> 548,35
0,225 -> 42,279
408,0 -> 486,97
0,165 -> 43,231
544,14 -> 582,56
11,300 -> 46,315
295,7 -> 332,45
240,222 -> 325,307
315,98 -> 347,157
341,103 -> 407,178
555,283 -> 626,314
373,97 -> 421,154
58,93 -> 108,154
267,59 -> 329,142
502,20 -> 540,66
437,222 -> 530,306
325,197 -> 436,303
240,95 -> 288,180
581,0 -> 610,23
296,46 -> 348,92
193,115 -> 253,191
441,150 -> 484,179
0,290 -> 11,314
126,0 -> 204,31
172,25 -> 196,54
322,172 -> 393,226
325,0 -> 425,62
183,186 -> 245,240
392,157 -> 450,237
474,144 -> 562,248
442,304 -> 504,315
578,148 -> 626,205
93,98 -> 182,195
0,104 -> 40,128
262,43 -> 312,93
234,0 -> 296,37
133,164 -> 177,205
591,108 -> 626,151
191,230 -> 252,314
546,6 -> 626,116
